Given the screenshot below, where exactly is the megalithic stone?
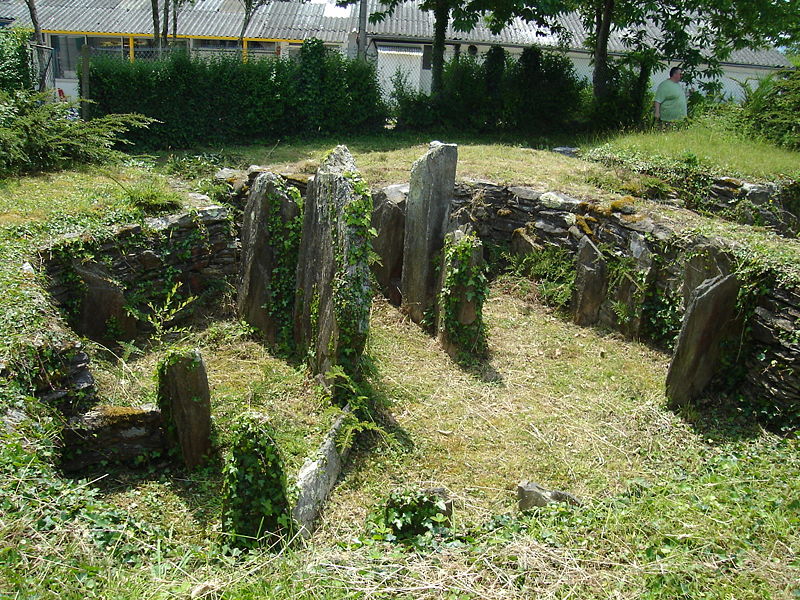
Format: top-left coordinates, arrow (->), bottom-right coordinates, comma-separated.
666,274 -> 741,408
436,228 -> 487,358
371,184 -> 408,306
572,236 -> 607,326
238,172 -> 301,343
294,146 -> 373,379
156,349 -> 211,470
401,141 -> 458,324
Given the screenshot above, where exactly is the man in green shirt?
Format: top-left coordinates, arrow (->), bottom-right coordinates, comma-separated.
654,67 -> 688,124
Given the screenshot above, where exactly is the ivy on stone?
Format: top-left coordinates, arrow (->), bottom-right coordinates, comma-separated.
220,413 -> 293,550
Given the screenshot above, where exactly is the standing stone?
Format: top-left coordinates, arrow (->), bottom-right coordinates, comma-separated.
73,263 -> 138,343
156,349 -> 211,469
666,274 -> 741,407
572,236 -> 608,326
436,228 -> 487,358
371,184 -> 408,306
401,141 -> 458,324
598,232 -> 654,338
294,146 -> 373,379
238,172 -> 301,343
682,242 -> 732,308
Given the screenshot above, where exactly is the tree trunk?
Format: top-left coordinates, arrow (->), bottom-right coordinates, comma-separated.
592,0 -> 614,100
357,0 -> 367,60
162,0 -> 169,47
172,0 -> 178,42
150,0 -> 161,51
238,9 -> 252,51
24,0 -> 48,91
431,0 -> 449,97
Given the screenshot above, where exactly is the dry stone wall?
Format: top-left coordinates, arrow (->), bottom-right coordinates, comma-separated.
374,179 -> 800,428
39,205 -> 238,343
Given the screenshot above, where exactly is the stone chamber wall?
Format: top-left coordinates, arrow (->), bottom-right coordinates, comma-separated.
373,179 -> 799,429
24,167 -> 800,441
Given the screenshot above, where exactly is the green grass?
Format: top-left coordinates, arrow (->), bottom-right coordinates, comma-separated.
592,121 -> 800,180
2,133 -> 800,598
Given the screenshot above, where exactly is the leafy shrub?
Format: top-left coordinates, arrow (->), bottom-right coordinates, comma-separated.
511,244 -> 576,308
588,60 -> 653,130
441,56 -> 489,131
221,413 -> 293,549
390,70 -> 439,131
741,70 -> 800,149
383,488 -> 452,541
505,46 -> 585,133
0,90 -> 151,177
0,28 -> 33,93
89,39 -> 386,148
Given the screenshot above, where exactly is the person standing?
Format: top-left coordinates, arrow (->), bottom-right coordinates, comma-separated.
654,67 -> 688,125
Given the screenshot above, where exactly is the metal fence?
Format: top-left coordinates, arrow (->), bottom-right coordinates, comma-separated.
376,46 -> 428,100
30,44 -> 56,91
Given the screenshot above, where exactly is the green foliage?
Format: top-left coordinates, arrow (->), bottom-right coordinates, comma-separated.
510,244 -> 575,308
439,231 -> 489,356
126,280 -> 196,340
106,173 -> 183,212
221,413 -> 293,550
505,46 -> 585,134
588,60 -> 654,130
331,172 -> 375,377
383,488 -> 452,542
89,40 -> 386,148
0,28 -> 33,92
265,180 -> 303,350
741,70 -> 800,150
0,90 -> 152,177
391,45 -> 584,133
586,144 -> 716,211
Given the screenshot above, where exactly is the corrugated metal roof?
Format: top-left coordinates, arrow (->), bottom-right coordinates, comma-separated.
3,0 -> 792,67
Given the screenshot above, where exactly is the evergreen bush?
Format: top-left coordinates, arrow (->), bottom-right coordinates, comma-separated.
391,44 -> 584,133
0,90 -> 151,177
89,39 -> 386,148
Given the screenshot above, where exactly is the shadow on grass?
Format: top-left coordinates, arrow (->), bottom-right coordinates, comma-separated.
673,393 -> 773,444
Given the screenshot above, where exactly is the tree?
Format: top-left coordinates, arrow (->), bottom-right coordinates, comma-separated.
483,0 -> 800,100
367,0 -> 565,97
22,0 -> 49,90
576,0 -> 800,99
236,0 -> 270,50
150,0 -> 161,51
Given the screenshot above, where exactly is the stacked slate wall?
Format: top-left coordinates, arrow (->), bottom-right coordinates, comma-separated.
375,180 -> 800,427
39,206 -> 238,343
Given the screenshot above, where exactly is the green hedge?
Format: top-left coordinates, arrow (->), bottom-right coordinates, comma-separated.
89,39 -> 387,148
0,28 -> 33,93
393,45 -> 586,133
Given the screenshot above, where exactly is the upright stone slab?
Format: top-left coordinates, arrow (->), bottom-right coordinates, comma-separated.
436,228 -> 487,358
572,236 -> 608,326
156,349 -> 211,469
598,232 -> 654,338
238,172 -> 301,343
682,242 -> 732,307
294,146 -> 373,379
666,274 -> 741,407
73,263 -> 138,344
371,184 -> 408,306
401,141 -> 458,324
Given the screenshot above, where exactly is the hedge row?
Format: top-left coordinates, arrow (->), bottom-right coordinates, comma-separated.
89,39 -> 386,148
391,46 -> 651,133
0,28 -> 34,93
